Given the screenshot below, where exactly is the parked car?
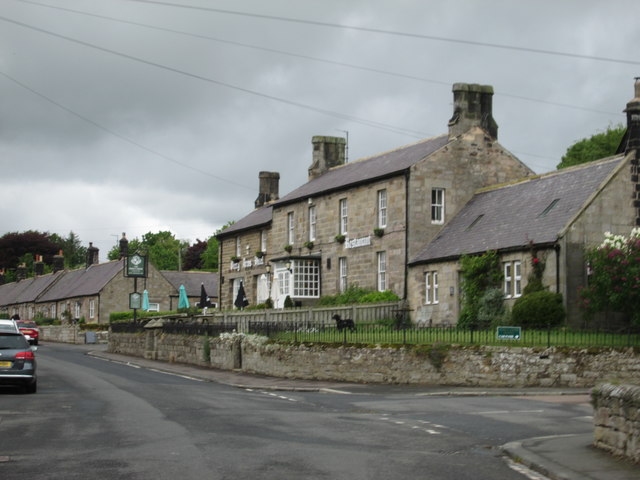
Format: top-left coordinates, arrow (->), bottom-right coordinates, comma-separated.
16,320 -> 40,345
0,319 -> 20,334
0,332 -> 37,393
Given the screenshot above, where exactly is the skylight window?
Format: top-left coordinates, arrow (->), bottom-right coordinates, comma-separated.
539,199 -> 560,218
466,214 -> 484,231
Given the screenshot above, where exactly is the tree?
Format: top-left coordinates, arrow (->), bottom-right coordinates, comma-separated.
108,238 -> 142,261
107,231 -> 183,270
557,124 -> 625,170
201,221 -> 235,271
182,239 -> 208,270
579,229 -> 640,327
49,231 -> 87,269
0,231 -> 60,276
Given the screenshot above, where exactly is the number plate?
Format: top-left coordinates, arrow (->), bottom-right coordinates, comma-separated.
0,361 -> 12,367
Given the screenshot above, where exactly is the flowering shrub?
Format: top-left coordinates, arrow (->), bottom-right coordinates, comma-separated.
580,229 -> 640,326
218,331 -> 268,346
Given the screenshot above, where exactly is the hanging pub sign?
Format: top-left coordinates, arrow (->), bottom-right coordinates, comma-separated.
129,292 -> 142,309
125,253 -> 148,278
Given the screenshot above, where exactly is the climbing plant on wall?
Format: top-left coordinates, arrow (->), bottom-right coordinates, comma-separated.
458,250 -> 503,329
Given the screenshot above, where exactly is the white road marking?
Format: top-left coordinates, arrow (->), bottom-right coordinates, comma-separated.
505,458 -> 551,479
473,409 -> 544,415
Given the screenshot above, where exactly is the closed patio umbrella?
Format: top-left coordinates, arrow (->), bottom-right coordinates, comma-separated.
234,281 -> 249,309
198,282 -> 210,308
178,284 -> 189,309
142,289 -> 150,311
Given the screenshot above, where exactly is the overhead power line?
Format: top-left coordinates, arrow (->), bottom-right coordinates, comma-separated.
0,70 -> 254,190
14,0 -> 622,117
0,14 -> 429,139
126,0 -> 640,66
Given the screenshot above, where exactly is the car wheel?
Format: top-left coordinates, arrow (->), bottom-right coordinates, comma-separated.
25,380 -> 37,394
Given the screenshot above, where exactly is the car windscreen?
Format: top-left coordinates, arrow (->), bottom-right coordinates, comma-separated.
0,333 -> 29,349
0,325 -> 17,333
17,322 -> 38,328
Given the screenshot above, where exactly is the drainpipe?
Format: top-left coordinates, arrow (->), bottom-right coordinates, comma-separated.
555,243 -> 561,294
403,170 -> 410,302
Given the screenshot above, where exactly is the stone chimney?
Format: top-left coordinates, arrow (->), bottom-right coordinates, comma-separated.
254,172 -> 280,208
624,78 -> 640,154
86,242 -> 99,267
119,232 -> 129,259
625,78 -> 640,226
448,83 -> 498,140
34,255 -> 44,276
53,250 -> 64,273
308,136 -> 347,180
16,263 -> 27,281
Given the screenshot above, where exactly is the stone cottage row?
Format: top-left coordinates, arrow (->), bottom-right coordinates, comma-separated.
0,245 -> 218,324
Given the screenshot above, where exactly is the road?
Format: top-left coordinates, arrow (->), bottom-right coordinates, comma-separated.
0,343 -> 593,479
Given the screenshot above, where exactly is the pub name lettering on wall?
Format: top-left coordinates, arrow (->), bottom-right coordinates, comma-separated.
344,236 -> 372,249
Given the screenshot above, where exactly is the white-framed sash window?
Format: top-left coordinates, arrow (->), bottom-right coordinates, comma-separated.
425,271 -> 439,304
377,189 -> 387,228
431,188 -> 445,224
377,251 -> 387,291
339,198 -> 348,235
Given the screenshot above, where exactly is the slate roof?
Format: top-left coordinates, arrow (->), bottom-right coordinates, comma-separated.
219,135 -> 450,237
217,205 -> 272,237
0,271 -> 63,306
161,271 -> 218,297
0,280 -> 30,306
410,156 -> 624,264
37,261 -> 123,302
275,134 -> 450,206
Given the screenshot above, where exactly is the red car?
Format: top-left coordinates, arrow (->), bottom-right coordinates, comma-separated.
16,321 -> 39,345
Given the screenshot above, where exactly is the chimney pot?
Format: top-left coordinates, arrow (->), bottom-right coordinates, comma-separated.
86,242 -> 99,267
53,251 -> 64,273
119,233 -> 129,259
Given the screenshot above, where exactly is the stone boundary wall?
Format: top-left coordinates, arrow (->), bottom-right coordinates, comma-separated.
40,326 -> 109,345
592,384 -> 640,463
108,332 -> 640,388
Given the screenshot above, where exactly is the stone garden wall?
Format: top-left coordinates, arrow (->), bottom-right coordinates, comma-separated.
108,331 -> 640,388
40,326 -> 109,344
592,384 -> 640,463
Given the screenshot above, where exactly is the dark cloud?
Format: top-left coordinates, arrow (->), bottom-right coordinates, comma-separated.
1,0 -> 637,256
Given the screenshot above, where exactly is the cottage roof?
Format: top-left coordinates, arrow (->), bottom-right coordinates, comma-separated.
217,205 -> 272,237
0,280 -> 30,306
13,272 -> 64,304
37,261 -> 123,301
410,156 -> 624,264
0,271 -> 64,306
275,135 -> 450,206
161,271 -> 218,297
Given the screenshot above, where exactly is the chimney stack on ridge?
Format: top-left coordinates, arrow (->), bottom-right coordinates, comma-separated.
448,83 -> 498,140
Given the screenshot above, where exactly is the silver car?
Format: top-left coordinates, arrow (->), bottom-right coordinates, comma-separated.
0,332 -> 37,394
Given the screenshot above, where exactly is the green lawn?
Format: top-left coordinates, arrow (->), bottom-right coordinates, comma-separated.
255,324 -> 639,348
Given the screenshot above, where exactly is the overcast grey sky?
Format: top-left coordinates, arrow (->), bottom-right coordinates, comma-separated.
1,0 -> 638,258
